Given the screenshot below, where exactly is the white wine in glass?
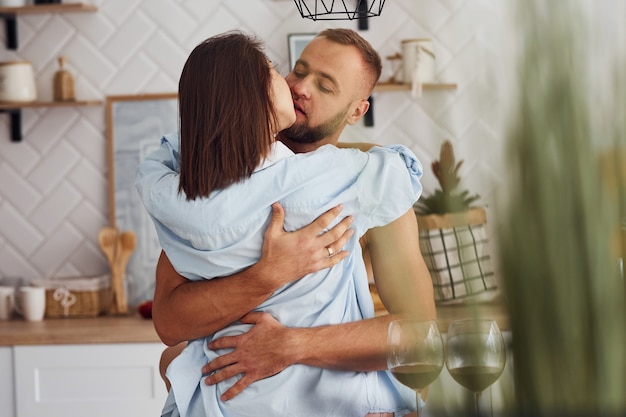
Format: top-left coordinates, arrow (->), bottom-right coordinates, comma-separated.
387,319 -> 444,417
446,319 -> 506,417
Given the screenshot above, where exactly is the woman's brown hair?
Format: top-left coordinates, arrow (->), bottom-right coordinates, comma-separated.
178,31 -> 277,200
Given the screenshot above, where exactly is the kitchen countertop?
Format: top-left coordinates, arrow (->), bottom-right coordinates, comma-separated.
0,300 -> 508,347
0,314 -> 160,346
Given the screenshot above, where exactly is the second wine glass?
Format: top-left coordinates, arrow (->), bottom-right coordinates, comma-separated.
387,319 -> 444,417
445,319 -> 506,417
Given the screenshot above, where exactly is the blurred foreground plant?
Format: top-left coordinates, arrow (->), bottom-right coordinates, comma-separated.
497,0 -> 626,416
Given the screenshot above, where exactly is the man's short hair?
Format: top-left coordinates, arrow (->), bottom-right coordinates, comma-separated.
316,28 -> 382,93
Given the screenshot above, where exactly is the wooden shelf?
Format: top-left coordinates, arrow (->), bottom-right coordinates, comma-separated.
362,82 -> 457,126
0,3 -> 97,14
0,3 -> 97,50
0,100 -> 101,110
374,81 -> 458,92
0,4 -> 100,141
0,100 -> 102,142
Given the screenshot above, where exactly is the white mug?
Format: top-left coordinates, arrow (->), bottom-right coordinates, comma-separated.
0,61 -> 37,102
0,286 -> 15,320
16,286 -> 46,322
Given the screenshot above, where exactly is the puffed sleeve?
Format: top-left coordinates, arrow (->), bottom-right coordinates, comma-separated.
355,144 -> 423,230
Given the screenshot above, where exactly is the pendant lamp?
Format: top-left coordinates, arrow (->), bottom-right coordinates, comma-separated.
293,0 -> 386,21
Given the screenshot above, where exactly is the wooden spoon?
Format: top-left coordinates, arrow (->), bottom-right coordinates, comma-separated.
98,226 -> 122,314
114,230 -> 136,314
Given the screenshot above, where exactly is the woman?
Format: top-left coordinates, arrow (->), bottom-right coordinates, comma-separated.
137,31 -> 423,417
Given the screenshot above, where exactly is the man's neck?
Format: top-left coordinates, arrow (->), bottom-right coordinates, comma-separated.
278,135 -> 338,154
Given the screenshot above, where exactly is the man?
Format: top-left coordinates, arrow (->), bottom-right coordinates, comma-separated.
154,28 -> 436,414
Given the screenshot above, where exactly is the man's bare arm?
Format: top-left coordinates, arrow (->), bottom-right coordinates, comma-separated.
207,210 -> 435,372
152,203 -> 354,346
204,209 -> 437,400
367,209 -> 436,319
285,209 -> 436,369
292,209 -> 436,368
204,311 -> 397,401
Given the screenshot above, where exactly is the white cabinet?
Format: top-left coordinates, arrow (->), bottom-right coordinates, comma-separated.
0,347 -> 16,416
9,343 -> 167,417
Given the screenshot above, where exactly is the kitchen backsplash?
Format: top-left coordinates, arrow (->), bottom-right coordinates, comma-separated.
0,0 -> 621,306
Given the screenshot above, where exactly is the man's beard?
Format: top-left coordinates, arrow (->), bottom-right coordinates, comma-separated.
282,105 -> 350,144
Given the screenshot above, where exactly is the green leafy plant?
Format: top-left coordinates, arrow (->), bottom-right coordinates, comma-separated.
414,140 -> 480,215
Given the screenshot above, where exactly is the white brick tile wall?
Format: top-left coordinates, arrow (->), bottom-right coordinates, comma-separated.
0,202 -> 44,256
0,165 -> 41,214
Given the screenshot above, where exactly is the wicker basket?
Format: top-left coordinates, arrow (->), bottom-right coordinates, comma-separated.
416,207 -> 498,304
33,275 -> 111,318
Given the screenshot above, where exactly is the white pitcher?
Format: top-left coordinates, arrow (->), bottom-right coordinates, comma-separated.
401,39 -> 435,96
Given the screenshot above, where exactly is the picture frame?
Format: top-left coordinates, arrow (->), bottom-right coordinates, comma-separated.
105,93 -> 178,306
287,33 -> 316,69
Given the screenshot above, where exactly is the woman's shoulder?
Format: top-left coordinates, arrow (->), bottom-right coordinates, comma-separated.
292,143 -> 421,174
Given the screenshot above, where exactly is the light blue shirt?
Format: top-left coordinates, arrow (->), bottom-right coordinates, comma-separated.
136,133 -> 424,417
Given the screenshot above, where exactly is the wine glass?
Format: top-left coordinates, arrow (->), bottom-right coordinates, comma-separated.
445,319 -> 506,417
387,319 -> 444,417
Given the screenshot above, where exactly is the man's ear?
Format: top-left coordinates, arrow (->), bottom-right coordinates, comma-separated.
346,98 -> 370,126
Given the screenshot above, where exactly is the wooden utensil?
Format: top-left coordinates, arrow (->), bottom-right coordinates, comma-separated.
111,234 -> 125,314
114,231 -> 136,314
98,226 -> 123,314
98,226 -> 119,268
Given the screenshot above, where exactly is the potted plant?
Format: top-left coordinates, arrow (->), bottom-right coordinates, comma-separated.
413,140 -> 498,304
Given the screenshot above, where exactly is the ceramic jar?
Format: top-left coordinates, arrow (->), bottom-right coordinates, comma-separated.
0,61 -> 37,102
